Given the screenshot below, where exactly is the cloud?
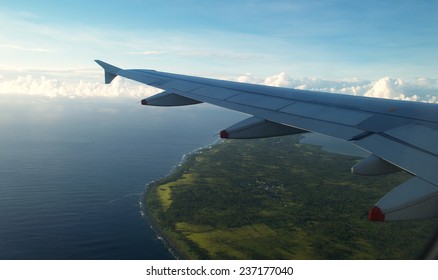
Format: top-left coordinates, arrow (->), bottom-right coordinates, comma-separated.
364,77 -> 409,100
262,73 -> 369,94
258,72 -> 438,103
236,73 -> 262,84
0,75 -> 160,99
263,72 -> 291,87
361,77 -> 438,103
0,69 -> 436,103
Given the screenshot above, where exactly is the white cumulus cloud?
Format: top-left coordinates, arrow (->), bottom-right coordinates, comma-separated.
0,75 -> 160,99
0,69 -> 437,103
364,77 -> 406,100
263,72 -> 291,87
257,72 -> 437,103
362,76 -> 438,102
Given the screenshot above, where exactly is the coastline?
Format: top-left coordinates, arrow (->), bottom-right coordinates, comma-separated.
141,184 -> 182,260
141,140 -> 221,260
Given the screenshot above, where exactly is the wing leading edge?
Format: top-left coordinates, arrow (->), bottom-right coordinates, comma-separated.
95,60 -> 438,222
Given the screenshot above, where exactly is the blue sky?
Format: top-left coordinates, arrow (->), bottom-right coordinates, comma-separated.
0,0 -> 437,98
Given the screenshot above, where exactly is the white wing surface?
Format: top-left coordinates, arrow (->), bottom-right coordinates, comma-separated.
96,60 -> 438,221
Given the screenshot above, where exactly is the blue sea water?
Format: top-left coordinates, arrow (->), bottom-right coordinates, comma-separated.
0,96 -> 243,259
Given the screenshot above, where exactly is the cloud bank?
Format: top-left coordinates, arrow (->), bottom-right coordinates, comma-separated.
242,72 -> 438,103
0,70 -> 437,103
0,75 -> 159,99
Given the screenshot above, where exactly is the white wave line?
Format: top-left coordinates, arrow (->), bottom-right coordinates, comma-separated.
106,191 -> 142,205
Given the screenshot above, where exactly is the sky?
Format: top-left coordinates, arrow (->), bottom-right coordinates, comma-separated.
0,0 -> 438,101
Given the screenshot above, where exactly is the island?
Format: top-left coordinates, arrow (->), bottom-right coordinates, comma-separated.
144,135 -> 437,259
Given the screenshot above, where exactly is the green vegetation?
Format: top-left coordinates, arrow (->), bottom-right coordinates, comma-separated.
144,135 -> 438,259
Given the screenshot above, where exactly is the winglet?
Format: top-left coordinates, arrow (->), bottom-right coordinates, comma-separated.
95,60 -> 122,84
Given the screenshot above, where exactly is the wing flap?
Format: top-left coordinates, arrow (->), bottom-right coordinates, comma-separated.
357,114 -> 412,133
162,80 -> 204,92
355,131 -> 438,185
179,90 -> 367,140
271,112 -> 366,140
119,70 -> 162,85
227,93 -> 294,110
191,86 -> 242,100
385,124 -> 438,156
279,102 -> 372,126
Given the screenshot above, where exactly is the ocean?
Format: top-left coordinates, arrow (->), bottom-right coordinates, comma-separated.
0,95 -> 367,260
0,96 -> 243,259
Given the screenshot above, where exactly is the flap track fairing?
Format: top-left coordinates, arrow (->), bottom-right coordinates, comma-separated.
351,155 -> 402,176
220,116 -> 307,139
141,91 -> 202,106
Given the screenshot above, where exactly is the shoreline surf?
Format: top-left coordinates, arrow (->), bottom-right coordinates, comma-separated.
141,139 -> 222,259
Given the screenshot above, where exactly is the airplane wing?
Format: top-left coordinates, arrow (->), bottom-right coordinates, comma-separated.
95,60 -> 438,222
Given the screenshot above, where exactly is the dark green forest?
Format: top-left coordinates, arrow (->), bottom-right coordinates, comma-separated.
144,135 -> 437,259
